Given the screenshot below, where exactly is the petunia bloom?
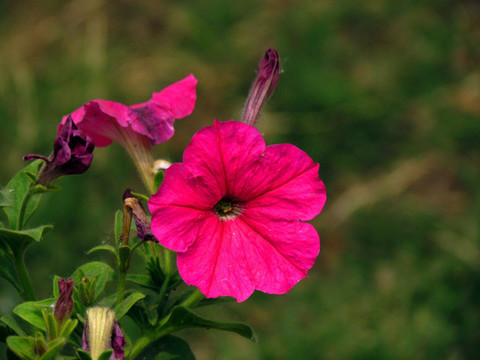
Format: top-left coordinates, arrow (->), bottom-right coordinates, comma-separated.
61,74 -> 197,193
24,116 -> 94,185
148,120 -> 326,302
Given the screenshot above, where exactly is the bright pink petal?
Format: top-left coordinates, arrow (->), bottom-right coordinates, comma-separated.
62,75 -> 197,147
177,214 -> 319,302
148,163 -> 218,252
243,144 -> 326,221
151,74 -> 198,119
182,120 -> 266,195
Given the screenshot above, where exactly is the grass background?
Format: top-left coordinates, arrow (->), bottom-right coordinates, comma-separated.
1,0 -> 480,358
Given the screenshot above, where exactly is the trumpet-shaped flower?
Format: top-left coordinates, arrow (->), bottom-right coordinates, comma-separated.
61,74 -> 197,192
148,120 -> 326,302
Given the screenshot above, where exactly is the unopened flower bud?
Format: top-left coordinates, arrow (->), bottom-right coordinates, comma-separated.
82,307 -> 125,360
23,116 -> 94,185
121,189 -> 156,243
53,278 -> 73,325
241,48 -> 280,126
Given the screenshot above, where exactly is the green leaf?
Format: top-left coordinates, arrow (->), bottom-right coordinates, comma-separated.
153,170 -> 165,190
72,262 -> 114,302
126,274 -> 157,290
2,160 -> 43,230
52,275 -> 60,298
97,350 -> 113,360
114,291 -> 145,320
114,210 -> 123,246
139,335 -> 195,360
0,315 -> 26,337
0,225 -> 53,255
76,349 -> 93,360
39,337 -> 66,360
130,191 -> 150,202
13,298 -> 56,331
161,306 -> 256,341
87,244 -> 119,262
0,248 -> 21,292
7,336 -> 36,360
58,318 -> 77,338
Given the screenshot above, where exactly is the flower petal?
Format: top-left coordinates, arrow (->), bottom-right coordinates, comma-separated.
177,213 -> 319,302
182,120 -> 266,196
148,163 -> 217,252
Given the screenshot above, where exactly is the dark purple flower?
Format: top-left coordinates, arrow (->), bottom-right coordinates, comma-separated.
241,48 -> 280,126
23,116 -> 94,184
53,278 -> 73,325
82,307 -> 126,360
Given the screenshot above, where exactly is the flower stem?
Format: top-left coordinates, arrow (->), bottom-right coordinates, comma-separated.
116,271 -> 126,307
17,190 -> 33,230
14,252 -> 36,301
180,288 -> 204,308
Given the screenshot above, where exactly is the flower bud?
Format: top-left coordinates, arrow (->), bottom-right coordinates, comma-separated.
241,48 -> 280,126
53,278 -> 73,325
24,116 -> 94,185
82,307 -> 125,360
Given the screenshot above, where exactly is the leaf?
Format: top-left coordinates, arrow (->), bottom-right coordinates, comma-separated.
13,298 -> 56,331
97,350 -> 113,360
2,160 -> 43,230
0,225 -> 53,255
138,335 -> 195,360
6,336 -> 36,360
114,292 -> 145,320
153,170 -> 165,191
160,306 -> 256,342
126,274 -> 157,290
114,210 -> 123,247
72,262 -> 114,302
40,337 -> 66,360
0,248 -> 21,292
52,275 -> 61,298
76,349 -> 93,360
87,244 -> 119,262
0,315 -> 27,337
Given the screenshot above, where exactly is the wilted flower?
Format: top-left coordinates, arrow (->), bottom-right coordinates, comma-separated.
148,120 -> 326,302
82,307 -> 125,360
61,74 -> 197,193
23,116 -> 94,185
53,278 -> 73,325
120,189 -> 156,243
241,48 -> 280,126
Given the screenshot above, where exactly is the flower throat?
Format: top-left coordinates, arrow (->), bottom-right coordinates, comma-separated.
214,198 -> 243,220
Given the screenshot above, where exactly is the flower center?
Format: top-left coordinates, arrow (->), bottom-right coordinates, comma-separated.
214,198 -> 243,220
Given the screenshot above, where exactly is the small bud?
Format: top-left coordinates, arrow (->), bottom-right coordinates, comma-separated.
24,116 -> 94,185
82,307 -> 126,360
241,48 -> 280,126
53,278 -> 74,325
120,189 -> 156,244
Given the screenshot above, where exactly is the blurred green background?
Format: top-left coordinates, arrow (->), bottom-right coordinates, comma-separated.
1,0 -> 480,359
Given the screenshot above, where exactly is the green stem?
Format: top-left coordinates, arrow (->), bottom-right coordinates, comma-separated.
17,190 -> 33,230
116,271 -> 126,307
129,328 -> 170,359
180,288 -> 204,308
14,252 -> 36,301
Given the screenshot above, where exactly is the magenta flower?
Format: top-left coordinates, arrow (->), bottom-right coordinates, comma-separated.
148,120 -> 326,302
61,74 -> 197,192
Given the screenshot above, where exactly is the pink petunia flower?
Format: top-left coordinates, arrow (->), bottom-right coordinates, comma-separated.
61,74 -> 197,193
148,120 -> 326,302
